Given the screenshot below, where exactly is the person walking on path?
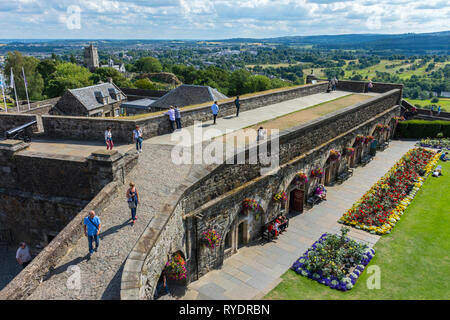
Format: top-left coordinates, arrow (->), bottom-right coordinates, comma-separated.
174,105 -> 182,129
83,210 -> 101,259
126,182 -> 139,225
257,126 -> 265,143
367,80 -> 373,92
165,106 -> 176,132
332,77 -> 338,91
234,96 -> 240,117
437,105 -> 441,117
211,101 -> 219,125
133,125 -> 143,153
105,126 -> 114,150
430,105 -> 435,116
16,242 -> 32,269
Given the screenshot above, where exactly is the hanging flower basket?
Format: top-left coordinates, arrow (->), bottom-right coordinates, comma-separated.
329,149 -> 341,162
294,172 -> 308,184
393,116 -> 405,124
165,253 -> 187,280
310,168 -> 324,178
242,199 -> 261,211
273,191 -> 287,202
201,229 -> 221,249
364,135 -> 374,144
354,134 -> 364,145
344,147 -> 355,157
375,123 -> 385,132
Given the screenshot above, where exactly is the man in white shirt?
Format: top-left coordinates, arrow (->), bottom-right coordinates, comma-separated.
16,242 -> 32,269
164,106 -> 176,132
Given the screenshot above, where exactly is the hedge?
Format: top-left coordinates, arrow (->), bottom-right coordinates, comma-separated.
396,120 -> 450,139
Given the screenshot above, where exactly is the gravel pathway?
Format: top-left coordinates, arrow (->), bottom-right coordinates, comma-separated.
28,143 -> 194,300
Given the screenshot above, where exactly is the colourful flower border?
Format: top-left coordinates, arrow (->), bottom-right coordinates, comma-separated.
338,148 -> 439,235
292,233 -> 375,291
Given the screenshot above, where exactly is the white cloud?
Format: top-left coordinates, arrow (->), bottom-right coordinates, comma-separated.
0,0 -> 448,39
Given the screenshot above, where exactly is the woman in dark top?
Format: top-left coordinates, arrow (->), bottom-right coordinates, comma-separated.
126,182 -> 139,224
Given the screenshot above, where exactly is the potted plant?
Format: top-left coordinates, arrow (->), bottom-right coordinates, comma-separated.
344,147 -> 355,157
329,149 -> 341,161
165,253 -> 187,280
311,168 -> 324,178
294,172 -> 308,184
201,229 -> 221,249
273,191 -> 287,202
354,134 -> 364,145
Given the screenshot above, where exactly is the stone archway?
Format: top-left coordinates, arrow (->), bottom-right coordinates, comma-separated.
154,250 -> 187,300
285,175 -> 307,215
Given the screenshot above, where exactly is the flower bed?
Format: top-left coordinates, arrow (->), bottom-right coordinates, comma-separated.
292,227 -> 375,291
338,148 -> 439,235
201,229 -> 221,249
417,138 -> 450,150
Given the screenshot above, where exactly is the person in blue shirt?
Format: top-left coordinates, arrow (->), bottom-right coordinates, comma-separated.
440,152 -> 449,162
83,210 -> 101,258
211,101 -> 219,125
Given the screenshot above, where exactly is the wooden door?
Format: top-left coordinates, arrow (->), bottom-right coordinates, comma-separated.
290,189 -> 304,213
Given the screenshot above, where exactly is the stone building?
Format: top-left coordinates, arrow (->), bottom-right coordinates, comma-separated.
150,84 -> 228,111
84,44 -> 99,72
53,82 -> 126,117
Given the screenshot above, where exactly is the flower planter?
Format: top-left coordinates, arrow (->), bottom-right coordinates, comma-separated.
292,228 -> 375,291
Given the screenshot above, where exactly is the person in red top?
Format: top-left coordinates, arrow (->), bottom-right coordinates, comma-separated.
268,223 -> 278,238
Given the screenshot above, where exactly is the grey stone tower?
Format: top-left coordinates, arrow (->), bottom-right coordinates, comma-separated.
84,44 -> 99,72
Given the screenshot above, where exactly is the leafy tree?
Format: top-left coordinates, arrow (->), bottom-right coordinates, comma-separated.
228,69 -> 252,96
243,75 -> 272,93
134,78 -> 158,90
45,63 -> 93,97
91,67 -> 131,87
36,59 -> 60,86
4,51 -> 44,100
135,56 -> 162,73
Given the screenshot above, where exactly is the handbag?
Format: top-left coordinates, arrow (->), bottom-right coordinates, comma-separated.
128,197 -> 137,209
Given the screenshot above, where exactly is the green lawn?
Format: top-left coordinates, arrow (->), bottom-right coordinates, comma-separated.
405,98 -> 450,111
265,160 -> 450,300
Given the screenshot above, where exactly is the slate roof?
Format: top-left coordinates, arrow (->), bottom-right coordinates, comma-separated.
121,98 -> 156,110
68,82 -> 125,111
150,84 -> 228,109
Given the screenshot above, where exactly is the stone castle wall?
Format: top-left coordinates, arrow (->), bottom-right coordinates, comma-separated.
0,149 -> 137,300
121,88 -> 401,300
38,82 -> 328,143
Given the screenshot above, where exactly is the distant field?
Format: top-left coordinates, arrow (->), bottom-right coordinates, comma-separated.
405,98 -> 450,111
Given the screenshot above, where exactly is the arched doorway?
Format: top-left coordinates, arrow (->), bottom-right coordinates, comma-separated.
289,188 -> 305,214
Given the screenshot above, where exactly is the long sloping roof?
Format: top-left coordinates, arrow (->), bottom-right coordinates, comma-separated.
68,82 -> 125,111
150,84 -> 228,109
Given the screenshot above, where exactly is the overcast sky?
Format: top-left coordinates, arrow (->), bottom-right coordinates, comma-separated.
1,0 -> 449,39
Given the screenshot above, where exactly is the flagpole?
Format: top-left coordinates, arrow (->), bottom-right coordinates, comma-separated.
22,67 -> 31,110
11,68 -> 19,112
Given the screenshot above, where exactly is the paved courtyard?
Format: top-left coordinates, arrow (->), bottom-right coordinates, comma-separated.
180,140 -> 417,300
